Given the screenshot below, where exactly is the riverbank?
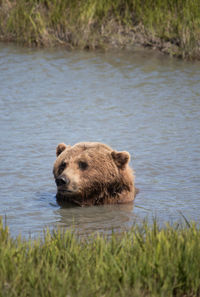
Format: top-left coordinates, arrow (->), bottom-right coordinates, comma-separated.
0,219 -> 200,297
0,0 -> 200,59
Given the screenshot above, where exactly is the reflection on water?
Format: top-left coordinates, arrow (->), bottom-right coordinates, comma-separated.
55,203 -> 135,236
0,43 -> 200,238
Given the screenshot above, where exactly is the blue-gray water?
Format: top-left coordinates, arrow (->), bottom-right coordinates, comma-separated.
0,43 -> 200,238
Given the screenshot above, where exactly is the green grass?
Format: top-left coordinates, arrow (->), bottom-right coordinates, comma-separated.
0,0 -> 200,59
0,218 -> 200,297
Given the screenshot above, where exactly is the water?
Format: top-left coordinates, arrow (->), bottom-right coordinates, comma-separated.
0,43 -> 200,238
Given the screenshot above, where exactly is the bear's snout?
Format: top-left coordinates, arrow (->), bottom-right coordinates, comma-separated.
55,176 -> 70,187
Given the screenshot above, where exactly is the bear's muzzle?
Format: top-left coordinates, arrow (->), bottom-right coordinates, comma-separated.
55,175 -> 70,187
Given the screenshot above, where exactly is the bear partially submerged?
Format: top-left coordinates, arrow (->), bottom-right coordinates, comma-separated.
53,142 -> 136,206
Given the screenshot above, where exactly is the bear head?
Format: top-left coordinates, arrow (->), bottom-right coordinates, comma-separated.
53,142 -> 135,206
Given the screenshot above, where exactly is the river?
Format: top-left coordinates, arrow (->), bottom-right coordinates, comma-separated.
0,43 -> 200,238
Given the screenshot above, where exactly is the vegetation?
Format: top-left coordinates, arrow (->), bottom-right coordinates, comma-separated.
0,0 -> 200,59
0,218 -> 200,297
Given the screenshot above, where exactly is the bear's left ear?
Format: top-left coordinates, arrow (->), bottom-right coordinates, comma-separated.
56,143 -> 69,157
111,151 -> 130,169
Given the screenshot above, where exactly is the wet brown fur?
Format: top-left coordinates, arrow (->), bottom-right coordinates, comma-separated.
53,142 -> 136,206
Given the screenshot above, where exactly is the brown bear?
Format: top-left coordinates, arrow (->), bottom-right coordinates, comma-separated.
53,142 -> 136,206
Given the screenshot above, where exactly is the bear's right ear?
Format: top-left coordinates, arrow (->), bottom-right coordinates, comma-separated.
56,143 -> 68,157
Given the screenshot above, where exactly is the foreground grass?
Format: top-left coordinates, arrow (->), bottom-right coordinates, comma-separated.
0,0 -> 200,59
0,219 -> 200,297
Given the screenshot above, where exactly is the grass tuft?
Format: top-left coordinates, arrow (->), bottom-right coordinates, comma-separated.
0,218 -> 200,296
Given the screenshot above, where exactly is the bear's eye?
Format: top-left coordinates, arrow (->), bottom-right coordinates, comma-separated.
78,161 -> 88,171
59,161 -> 67,173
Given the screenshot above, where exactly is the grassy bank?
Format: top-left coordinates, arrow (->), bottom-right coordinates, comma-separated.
0,219 -> 200,297
0,0 -> 200,59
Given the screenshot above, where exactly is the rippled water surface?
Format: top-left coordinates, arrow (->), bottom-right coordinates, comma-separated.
0,43 -> 200,238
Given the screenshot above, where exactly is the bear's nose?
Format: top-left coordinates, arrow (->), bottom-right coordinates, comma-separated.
55,176 -> 70,187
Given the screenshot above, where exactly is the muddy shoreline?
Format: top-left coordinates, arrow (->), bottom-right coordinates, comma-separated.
0,0 -> 199,59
